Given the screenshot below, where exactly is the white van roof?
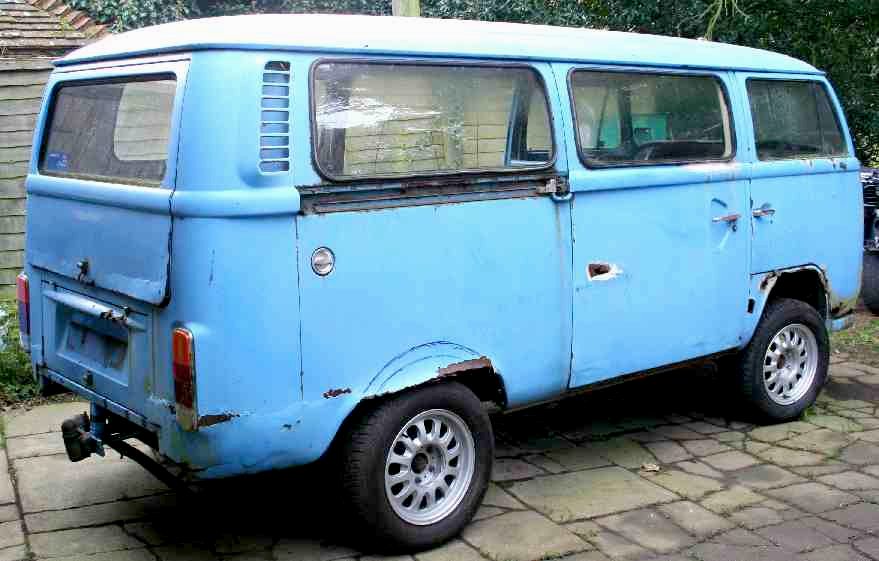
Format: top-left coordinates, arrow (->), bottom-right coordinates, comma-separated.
57,14 -> 821,75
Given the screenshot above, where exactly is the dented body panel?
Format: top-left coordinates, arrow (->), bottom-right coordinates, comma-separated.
21,16 -> 862,479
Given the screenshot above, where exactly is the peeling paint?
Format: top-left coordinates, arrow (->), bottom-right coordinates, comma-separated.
323,387 -> 352,399
437,356 -> 492,376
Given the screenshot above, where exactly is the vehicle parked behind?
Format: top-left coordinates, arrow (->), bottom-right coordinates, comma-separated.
862,168 -> 879,313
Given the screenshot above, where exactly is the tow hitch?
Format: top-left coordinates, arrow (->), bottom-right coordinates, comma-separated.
61,412 -> 104,461
61,408 -> 194,496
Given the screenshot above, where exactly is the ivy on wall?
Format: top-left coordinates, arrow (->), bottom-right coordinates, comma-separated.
67,0 -> 878,165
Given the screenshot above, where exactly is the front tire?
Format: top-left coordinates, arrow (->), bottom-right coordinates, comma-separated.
738,298 -> 829,422
340,382 -> 493,552
864,252 -> 879,315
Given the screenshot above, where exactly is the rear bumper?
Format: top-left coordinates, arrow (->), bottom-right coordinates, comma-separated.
40,367 -> 352,480
40,368 -> 158,433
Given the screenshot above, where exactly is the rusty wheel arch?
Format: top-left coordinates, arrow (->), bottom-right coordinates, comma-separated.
435,357 -> 508,407
368,356 -> 508,408
324,358 -> 507,464
760,266 -> 830,319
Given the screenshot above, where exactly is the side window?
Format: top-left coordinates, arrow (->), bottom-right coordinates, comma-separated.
312,62 -> 554,179
570,70 -> 733,166
814,85 -> 847,156
747,79 -> 848,160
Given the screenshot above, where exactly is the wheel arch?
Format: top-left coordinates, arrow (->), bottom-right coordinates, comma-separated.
759,266 -> 830,320
743,266 -> 833,348
361,341 -> 507,407
324,341 -> 506,463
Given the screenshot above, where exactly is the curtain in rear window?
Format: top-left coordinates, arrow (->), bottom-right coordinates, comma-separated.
39,76 -> 176,187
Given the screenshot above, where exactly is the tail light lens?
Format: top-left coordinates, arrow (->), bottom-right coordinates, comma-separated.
16,273 -> 30,350
172,327 -> 197,431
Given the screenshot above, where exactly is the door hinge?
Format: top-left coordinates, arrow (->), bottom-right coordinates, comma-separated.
536,177 -> 570,199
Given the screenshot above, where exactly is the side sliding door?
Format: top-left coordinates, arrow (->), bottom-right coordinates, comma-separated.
557,65 -> 752,388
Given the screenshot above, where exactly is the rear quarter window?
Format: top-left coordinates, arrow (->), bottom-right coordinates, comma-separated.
39,76 -> 176,186
747,79 -> 848,160
312,62 -> 553,180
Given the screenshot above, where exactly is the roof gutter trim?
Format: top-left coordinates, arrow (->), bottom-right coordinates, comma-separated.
54,43 -> 827,75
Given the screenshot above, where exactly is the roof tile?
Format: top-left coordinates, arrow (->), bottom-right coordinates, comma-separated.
0,0 -> 106,55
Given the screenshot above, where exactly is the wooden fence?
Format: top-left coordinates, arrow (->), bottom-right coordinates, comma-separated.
0,57 -> 52,296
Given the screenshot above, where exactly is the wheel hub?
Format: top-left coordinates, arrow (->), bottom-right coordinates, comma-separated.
384,409 -> 476,526
762,323 -> 819,406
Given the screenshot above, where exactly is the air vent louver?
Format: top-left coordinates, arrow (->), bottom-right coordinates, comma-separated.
260,61 -> 291,173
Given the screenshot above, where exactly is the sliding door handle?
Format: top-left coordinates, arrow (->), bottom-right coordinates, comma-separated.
753,206 -> 776,218
712,212 -> 741,224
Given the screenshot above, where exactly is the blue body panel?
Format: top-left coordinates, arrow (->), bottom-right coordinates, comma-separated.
21,18 -> 861,478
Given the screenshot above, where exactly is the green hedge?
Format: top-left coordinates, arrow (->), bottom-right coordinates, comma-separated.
0,303 -> 37,404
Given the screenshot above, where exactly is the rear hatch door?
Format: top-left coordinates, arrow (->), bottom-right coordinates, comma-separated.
27,59 -> 187,413
28,60 -> 187,304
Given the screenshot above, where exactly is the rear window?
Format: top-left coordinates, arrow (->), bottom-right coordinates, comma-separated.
747,79 -> 848,160
570,70 -> 733,166
40,76 -> 176,186
312,62 -> 553,180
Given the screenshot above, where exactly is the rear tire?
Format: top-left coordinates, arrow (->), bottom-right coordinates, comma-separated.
737,298 -> 829,422
340,382 -> 493,552
864,252 -> 879,315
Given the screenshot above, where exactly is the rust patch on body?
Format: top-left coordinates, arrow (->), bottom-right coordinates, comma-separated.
759,272 -> 777,291
438,357 -> 492,376
323,387 -> 352,399
197,412 -> 238,428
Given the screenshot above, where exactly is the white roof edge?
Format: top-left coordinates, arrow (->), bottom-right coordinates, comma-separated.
56,14 -> 822,75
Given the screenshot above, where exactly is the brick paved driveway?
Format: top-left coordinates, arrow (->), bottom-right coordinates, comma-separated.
1,357 -> 879,561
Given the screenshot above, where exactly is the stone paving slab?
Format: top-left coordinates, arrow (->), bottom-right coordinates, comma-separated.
462,511 -> 587,561
507,467 -> 678,522
29,525 -> 142,558
24,493 -> 177,533
595,508 -> 698,553
4,402 -> 88,438
6,433 -> 65,460
766,482 -> 861,514
0,545 -> 26,561
4,359 -> 879,560
14,453 -> 169,513
657,501 -> 734,537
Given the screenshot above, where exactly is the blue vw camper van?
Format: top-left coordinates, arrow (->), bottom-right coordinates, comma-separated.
19,15 -> 862,550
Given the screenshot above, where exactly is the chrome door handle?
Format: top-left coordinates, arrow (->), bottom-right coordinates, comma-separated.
753,207 -> 776,218
712,212 -> 741,224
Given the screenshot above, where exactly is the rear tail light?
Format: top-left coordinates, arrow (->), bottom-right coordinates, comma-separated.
16,273 -> 30,350
172,327 -> 197,431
